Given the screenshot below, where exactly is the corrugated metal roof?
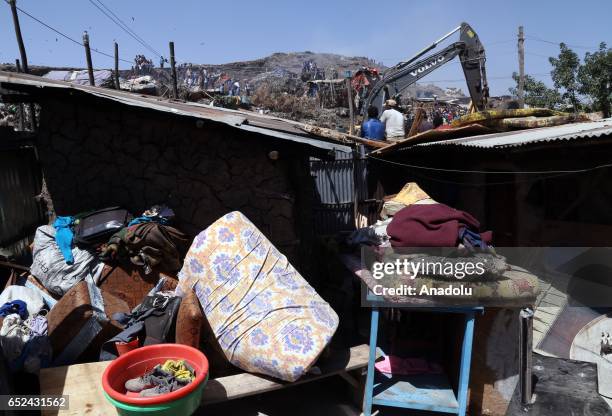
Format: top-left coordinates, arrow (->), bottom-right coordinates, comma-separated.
412,118 -> 612,149
44,70 -> 112,87
0,71 -> 353,153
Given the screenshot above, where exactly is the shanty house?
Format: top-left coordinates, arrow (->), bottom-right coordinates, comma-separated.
0,71 -> 354,273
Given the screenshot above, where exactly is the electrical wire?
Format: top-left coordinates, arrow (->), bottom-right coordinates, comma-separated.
526,36 -> 598,50
4,0 -> 132,64
525,52 -> 553,59
403,168 -> 572,187
88,0 -> 163,58
414,73 -> 550,84
367,155 -> 612,175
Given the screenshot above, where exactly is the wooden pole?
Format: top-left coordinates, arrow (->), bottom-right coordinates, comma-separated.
407,107 -> 424,138
82,31 -> 95,86
518,26 -> 525,108
113,42 -> 120,89
345,77 -> 355,135
8,0 -> 28,74
15,59 -> 25,131
169,41 -> 178,99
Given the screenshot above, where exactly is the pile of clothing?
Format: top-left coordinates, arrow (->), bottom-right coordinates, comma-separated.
30,205 -> 188,297
124,359 -> 195,397
349,182 -> 493,252
0,285 -> 52,373
347,182 -> 540,304
0,204 -> 191,371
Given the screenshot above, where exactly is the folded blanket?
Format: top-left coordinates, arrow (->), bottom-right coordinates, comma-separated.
388,203 -> 492,248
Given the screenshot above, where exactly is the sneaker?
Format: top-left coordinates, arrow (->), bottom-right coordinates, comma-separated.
124,365 -> 171,392
160,359 -> 195,384
139,379 -> 182,397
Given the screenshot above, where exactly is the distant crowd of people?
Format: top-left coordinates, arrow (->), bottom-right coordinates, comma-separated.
133,54 -> 153,75
360,100 -> 468,142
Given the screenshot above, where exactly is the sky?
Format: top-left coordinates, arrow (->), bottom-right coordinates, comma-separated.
1,0 -> 610,96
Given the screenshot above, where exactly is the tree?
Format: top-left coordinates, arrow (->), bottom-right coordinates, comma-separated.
509,72 -> 562,109
578,42 -> 612,118
549,43 -> 581,112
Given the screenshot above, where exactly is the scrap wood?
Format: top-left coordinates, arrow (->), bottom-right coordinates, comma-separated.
371,124 -> 494,155
407,107 -> 425,138
490,114 -> 588,130
39,344 -> 375,415
451,108 -> 566,128
298,123 -> 387,148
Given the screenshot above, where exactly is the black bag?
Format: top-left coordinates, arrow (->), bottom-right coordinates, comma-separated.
73,207 -> 132,246
136,293 -> 182,346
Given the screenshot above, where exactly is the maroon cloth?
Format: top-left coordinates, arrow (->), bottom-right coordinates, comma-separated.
387,203 -> 492,247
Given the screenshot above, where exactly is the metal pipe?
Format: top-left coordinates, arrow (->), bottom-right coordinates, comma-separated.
519,307 -> 534,405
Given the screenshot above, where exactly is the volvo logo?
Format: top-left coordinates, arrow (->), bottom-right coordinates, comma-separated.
410,56 -> 445,77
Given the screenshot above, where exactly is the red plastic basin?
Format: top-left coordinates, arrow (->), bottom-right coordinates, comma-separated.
102,344 -> 209,406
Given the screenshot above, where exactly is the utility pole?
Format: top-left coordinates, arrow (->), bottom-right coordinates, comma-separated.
9,0 -> 28,73
114,42 -> 120,90
169,41 -> 178,99
82,31 -> 95,86
518,26 -> 525,108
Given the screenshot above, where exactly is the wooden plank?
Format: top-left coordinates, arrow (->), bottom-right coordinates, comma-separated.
298,124 -> 387,149
40,344 -> 372,414
534,313 -> 556,325
40,361 -> 114,416
202,344 -> 371,404
534,307 -> 559,318
538,299 -> 565,309
533,319 -> 550,335
541,293 -> 567,307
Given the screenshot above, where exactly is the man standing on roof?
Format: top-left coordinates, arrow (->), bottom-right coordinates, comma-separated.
360,106 -> 385,141
380,99 -> 405,142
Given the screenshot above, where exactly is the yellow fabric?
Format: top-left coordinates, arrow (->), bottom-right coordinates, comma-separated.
391,182 -> 432,206
161,359 -> 194,383
451,108 -> 565,128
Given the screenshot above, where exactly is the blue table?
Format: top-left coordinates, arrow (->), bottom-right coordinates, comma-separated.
362,295 -> 482,416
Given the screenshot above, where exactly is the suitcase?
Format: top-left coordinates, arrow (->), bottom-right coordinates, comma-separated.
73,207 -> 132,246
47,281 -> 126,364
97,265 -> 181,309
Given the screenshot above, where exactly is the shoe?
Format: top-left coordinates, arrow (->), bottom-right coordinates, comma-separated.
139,379 -> 182,397
160,359 -> 195,384
124,365 -> 171,392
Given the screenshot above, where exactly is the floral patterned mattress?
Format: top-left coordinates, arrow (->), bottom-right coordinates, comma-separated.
177,211 -> 339,382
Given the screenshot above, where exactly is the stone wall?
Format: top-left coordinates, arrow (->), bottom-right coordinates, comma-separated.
35,95 -> 315,268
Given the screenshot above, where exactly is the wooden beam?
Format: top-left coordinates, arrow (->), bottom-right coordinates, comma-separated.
169,41 -> 178,99
345,77 -> 355,135
8,0 -> 29,74
82,31 -> 95,86
40,344 -> 374,415
113,42 -> 120,90
202,344 -> 372,405
298,124 -> 387,149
